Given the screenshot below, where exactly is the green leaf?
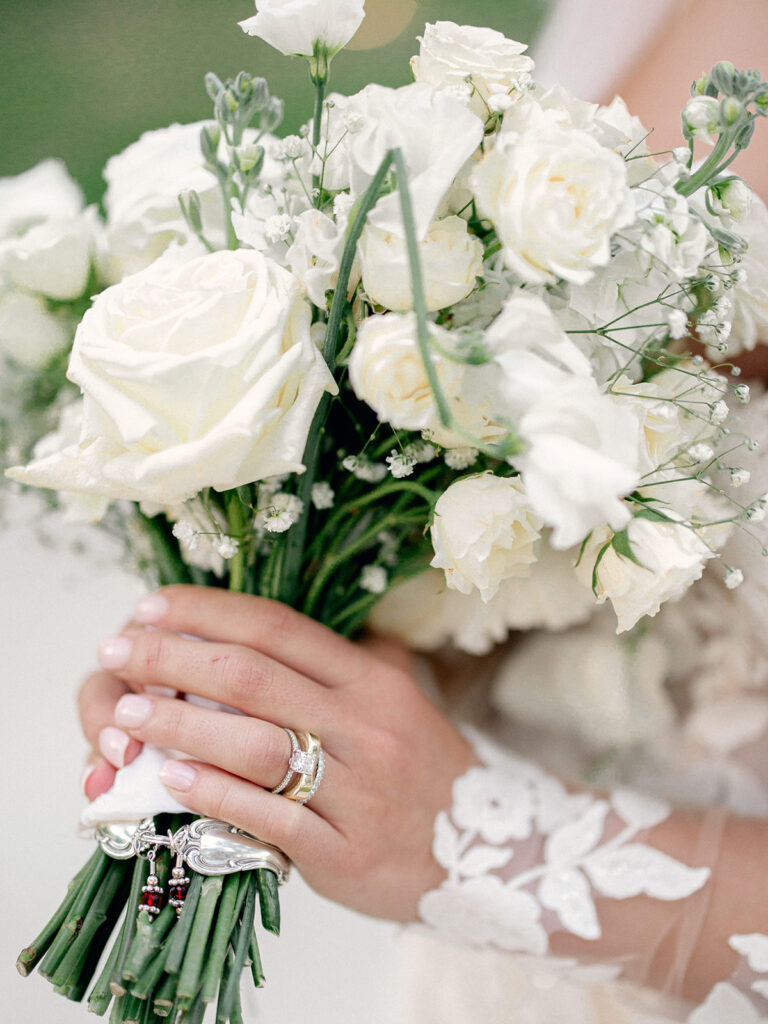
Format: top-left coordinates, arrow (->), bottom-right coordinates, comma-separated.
633,504 -> 675,524
611,528 -> 645,568
591,540 -> 612,596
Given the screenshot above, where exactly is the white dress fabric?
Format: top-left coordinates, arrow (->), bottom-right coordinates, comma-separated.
387,7 -> 768,1015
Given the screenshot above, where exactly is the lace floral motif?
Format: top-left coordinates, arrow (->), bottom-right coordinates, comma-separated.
419,732 -> 710,967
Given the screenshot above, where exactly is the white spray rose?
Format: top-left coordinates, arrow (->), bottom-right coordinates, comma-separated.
470,125 -> 634,285
411,21 -> 534,119
348,312 -> 499,448
102,122 -> 224,281
7,249 -> 336,508
728,195 -> 768,352
514,380 -> 641,549
1,209 -> 96,301
430,473 -> 542,601
0,291 -> 69,369
359,216 -> 483,312
577,518 -> 716,633
0,159 -> 83,239
239,0 -> 365,57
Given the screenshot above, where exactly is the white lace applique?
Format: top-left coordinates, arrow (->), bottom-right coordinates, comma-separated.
419,732 -> 710,972
688,934 -> 768,1023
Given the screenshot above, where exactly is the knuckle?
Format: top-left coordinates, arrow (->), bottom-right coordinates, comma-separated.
258,726 -> 291,782
212,650 -> 274,705
253,598 -> 294,645
154,698 -> 186,744
138,631 -> 166,679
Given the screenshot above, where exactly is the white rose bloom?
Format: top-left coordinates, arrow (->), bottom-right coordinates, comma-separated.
514,380 -> 641,549
411,21 -> 534,120
239,0 -> 365,58
0,159 -> 83,238
102,122 -> 224,281
577,518 -> 717,633
313,83 -> 483,239
471,125 -> 634,285
0,290 -> 69,368
359,216 -> 483,312
7,249 -> 336,508
728,195 -> 768,353
430,474 -> 542,602
1,209 -> 96,301
348,312 -> 499,448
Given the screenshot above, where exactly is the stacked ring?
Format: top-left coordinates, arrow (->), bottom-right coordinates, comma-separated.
271,729 -> 325,805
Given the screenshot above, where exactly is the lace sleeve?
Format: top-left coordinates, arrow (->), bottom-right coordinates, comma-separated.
418,728 -> 768,1021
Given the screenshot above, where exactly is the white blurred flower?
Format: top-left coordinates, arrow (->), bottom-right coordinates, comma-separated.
264,213 -> 294,244
709,178 -> 753,222
667,308 -> 689,340
215,536 -> 240,559
683,95 -> 721,144
710,400 -> 729,425
0,290 -> 69,369
636,182 -> 709,282
286,207 -> 357,308
238,0 -> 365,58
262,492 -> 304,533
172,520 -> 198,547
430,473 -> 542,602
471,126 -> 634,285
725,567 -> 744,590
0,159 -> 83,239
444,447 -> 478,470
360,565 -> 388,594
730,468 -> 750,487
102,122 -> 223,281
577,519 -> 716,633
411,21 -> 534,120
341,454 -> 387,483
386,451 -> 416,478
311,482 -> 335,509
358,216 -> 483,313
689,444 -> 715,464
1,209 -> 96,301
8,250 -> 336,507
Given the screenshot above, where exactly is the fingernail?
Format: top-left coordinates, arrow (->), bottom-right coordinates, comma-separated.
98,636 -> 132,671
145,684 -> 178,698
135,593 -> 169,625
159,760 -> 197,792
80,762 -> 97,795
115,694 -> 152,729
98,726 -> 130,768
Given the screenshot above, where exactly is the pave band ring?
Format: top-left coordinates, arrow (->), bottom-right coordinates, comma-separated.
281,730 -> 324,805
271,728 -> 301,795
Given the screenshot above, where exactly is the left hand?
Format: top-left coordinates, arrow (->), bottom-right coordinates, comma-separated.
77,585 -> 477,922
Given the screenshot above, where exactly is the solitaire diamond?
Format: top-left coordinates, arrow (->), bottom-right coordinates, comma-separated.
289,749 -> 318,775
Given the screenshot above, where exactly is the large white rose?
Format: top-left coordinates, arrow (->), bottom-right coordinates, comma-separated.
430,474 -> 542,601
348,312 -> 500,448
0,159 -> 83,239
411,21 -> 534,119
513,380 -> 641,549
7,249 -> 336,508
359,216 -> 483,312
102,122 -> 224,281
470,125 -> 634,284
239,0 -> 365,57
577,518 -> 716,633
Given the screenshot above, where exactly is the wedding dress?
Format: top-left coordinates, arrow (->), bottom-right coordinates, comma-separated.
387,3 -> 768,1021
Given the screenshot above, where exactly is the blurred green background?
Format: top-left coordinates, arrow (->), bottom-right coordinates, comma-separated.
0,1 -> 547,203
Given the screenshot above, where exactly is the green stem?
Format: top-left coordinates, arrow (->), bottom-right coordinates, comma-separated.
248,930 -> 265,989
111,856 -> 148,996
130,940 -> 170,1002
152,972 -> 178,1017
177,876 -> 223,1004
225,491 -> 247,594
39,849 -> 110,980
311,73 -> 327,200
88,929 -> 122,1016
201,873 -> 240,1004
256,870 -> 280,936
217,876 -> 256,1023
676,131 -> 733,196
122,903 -> 177,984
164,872 -> 203,976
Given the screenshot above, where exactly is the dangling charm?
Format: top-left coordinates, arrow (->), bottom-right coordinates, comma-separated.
139,848 -> 164,917
168,841 -> 190,918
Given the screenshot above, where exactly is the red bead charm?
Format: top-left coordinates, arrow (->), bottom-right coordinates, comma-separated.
168,866 -> 191,917
139,866 -> 164,917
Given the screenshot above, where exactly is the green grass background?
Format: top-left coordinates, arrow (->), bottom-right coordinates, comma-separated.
0,1 -> 547,203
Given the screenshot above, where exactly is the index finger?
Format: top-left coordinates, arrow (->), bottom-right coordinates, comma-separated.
129,586 -> 384,688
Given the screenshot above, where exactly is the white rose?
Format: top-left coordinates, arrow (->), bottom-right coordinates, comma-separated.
0,159 -> 83,239
430,473 -> 542,602
7,249 -> 336,508
728,195 -> 768,352
411,21 -> 534,120
513,380 -> 641,549
470,125 -> 634,284
683,95 -> 721,144
0,290 -> 69,368
576,518 -> 716,633
709,177 -> 753,222
348,312 -> 500,448
359,216 -> 483,312
102,122 -> 224,281
238,0 -> 365,57
1,209 -> 96,301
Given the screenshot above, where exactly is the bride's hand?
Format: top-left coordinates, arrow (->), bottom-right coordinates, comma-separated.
77,585 -> 477,921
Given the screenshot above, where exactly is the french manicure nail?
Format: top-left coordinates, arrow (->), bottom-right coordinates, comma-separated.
98,726 -> 130,768
135,593 -> 169,625
159,760 -> 197,792
115,694 -> 152,729
98,636 -> 133,671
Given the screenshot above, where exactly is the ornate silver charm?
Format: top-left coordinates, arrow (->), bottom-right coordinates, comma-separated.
94,818 -> 290,883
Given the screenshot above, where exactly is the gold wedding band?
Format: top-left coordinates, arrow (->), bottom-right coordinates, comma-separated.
282,730 -> 324,804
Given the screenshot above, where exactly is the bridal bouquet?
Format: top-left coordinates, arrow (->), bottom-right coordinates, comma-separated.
5,1 -> 768,1020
